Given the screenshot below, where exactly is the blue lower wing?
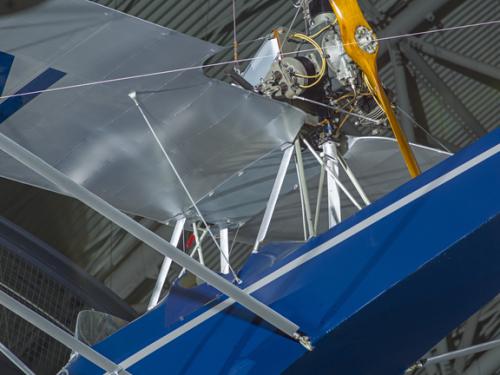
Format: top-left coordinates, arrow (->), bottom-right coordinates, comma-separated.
66,129 -> 500,375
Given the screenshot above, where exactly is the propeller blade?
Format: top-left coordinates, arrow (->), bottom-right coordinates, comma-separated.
328,0 -> 421,177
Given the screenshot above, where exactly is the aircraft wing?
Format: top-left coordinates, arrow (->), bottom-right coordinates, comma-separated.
0,0 -> 305,223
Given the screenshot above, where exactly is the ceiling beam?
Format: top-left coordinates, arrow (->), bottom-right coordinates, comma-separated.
378,0 -> 453,55
403,55 -> 457,152
390,47 -> 417,142
400,42 -> 487,139
358,0 -> 385,24
409,38 -> 500,83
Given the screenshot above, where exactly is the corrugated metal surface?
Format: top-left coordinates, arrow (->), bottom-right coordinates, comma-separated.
376,0 -> 499,149
407,0 -> 500,148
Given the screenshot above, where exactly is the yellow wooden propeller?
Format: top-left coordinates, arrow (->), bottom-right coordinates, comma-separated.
328,0 -> 421,178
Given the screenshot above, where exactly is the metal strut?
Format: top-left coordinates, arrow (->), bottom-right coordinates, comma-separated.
148,217 -> 186,310
295,139 -> 315,237
295,155 -> 309,240
323,141 -> 342,227
302,137 -> 363,210
0,123 -> 306,346
313,162 -> 326,234
336,152 -> 371,206
253,145 -> 294,252
179,224 -> 207,279
220,227 -> 230,274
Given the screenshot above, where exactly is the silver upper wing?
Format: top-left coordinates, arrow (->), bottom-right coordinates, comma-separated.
0,0 -> 305,223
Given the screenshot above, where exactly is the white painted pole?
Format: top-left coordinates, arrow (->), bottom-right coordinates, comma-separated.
295,139 -> 315,237
314,163 -> 326,234
253,145 -> 294,252
323,141 -> 342,227
148,217 -> 186,310
302,138 -> 362,211
220,228 -> 230,274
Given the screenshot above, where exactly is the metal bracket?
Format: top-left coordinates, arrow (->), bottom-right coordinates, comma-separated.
293,332 -> 314,352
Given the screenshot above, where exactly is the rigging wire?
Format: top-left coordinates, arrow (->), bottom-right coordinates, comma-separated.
228,35 -> 269,47
229,224 -> 241,256
281,4 -> 302,52
293,95 -> 381,124
395,105 -> 453,153
0,19 -> 498,101
374,20 -> 500,44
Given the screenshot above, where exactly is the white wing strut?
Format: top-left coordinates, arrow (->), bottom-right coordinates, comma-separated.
148,217 -> 186,310
220,227 -> 230,274
253,145 -> 294,252
323,141 -> 342,227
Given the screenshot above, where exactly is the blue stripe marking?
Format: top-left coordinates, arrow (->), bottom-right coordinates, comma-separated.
0,68 -> 66,124
0,51 -> 14,95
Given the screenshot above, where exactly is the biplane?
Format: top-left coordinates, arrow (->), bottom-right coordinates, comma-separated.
0,0 -> 498,374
